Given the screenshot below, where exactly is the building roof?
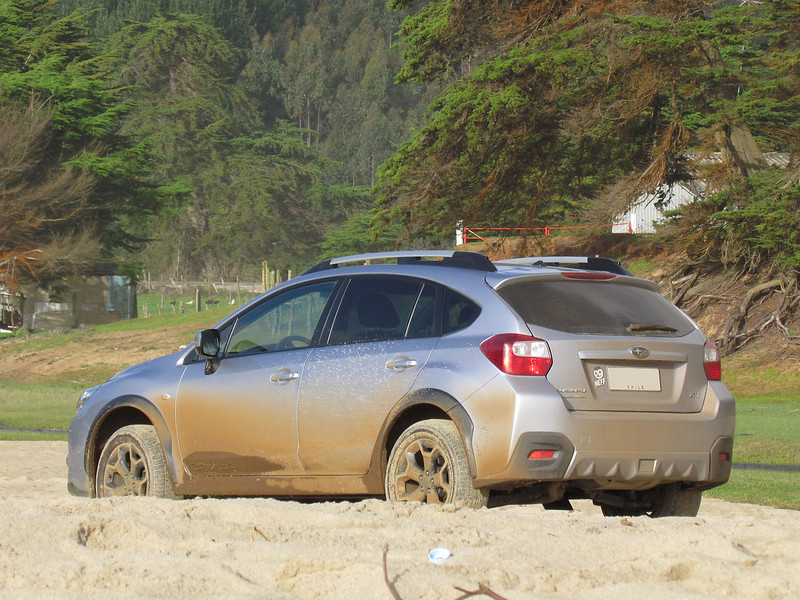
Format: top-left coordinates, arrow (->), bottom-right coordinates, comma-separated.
685,151 -> 791,168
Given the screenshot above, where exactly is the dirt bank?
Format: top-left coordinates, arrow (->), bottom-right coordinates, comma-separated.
1,442 -> 797,599
0,324 -> 200,385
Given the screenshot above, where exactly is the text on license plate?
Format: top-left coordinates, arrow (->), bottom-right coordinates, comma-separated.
607,367 -> 661,392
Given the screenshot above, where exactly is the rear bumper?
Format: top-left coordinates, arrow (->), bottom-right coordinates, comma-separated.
465,377 -> 735,490
494,432 -> 733,491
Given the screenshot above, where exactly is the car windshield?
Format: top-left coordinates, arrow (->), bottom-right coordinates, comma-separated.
497,279 -> 695,336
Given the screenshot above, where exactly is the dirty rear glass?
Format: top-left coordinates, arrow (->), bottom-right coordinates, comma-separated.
497,279 -> 695,336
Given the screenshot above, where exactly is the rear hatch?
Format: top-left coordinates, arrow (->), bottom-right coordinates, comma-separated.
495,273 -> 709,413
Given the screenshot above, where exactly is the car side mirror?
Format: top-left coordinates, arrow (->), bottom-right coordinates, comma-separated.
194,329 -> 221,358
194,330 -> 222,375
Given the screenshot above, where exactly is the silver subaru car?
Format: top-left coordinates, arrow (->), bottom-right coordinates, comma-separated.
67,251 -> 734,516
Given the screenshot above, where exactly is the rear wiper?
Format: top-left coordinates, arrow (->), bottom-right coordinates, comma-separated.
627,323 -> 678,333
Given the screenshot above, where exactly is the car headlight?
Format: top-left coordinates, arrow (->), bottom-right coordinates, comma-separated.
76,385 -> 99,411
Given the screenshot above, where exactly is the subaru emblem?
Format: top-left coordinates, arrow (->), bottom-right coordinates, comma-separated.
630,346 -> 650,359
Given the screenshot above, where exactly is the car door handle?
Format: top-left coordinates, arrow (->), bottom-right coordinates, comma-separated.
385,357 -> 418,370
270,369 -> 300,383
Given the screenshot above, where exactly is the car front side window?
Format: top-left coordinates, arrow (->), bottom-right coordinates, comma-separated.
225,280 -> 336,357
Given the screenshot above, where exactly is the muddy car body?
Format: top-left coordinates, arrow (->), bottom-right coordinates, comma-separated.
68,251 -> 734,515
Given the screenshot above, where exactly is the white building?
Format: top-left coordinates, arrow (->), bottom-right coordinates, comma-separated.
613,152 -> 791,234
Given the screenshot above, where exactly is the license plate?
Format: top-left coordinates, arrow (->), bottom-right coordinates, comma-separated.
607,367 -> 661,392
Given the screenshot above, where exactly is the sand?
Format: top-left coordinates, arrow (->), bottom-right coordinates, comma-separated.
0,441 -> 797,599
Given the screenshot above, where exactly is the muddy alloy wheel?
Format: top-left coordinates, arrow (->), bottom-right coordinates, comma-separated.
385,419 -> 488,508
95,424 -> 175,498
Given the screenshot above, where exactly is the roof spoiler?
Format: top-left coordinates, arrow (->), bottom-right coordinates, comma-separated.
494,256 -> 633,276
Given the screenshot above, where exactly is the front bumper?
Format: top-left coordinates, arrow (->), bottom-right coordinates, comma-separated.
66,396 -> 95,497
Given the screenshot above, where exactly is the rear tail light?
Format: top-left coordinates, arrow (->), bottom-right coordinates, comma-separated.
703,340 -> 721,381
480,334 -> 552,376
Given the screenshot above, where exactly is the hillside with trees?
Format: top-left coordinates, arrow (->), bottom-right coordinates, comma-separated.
1,0 -> 798,349
375,0 -> 799,352
3,0 -> 431,284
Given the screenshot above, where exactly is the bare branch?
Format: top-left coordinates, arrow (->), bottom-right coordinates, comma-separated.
382,546 -> 403,600
721,279 -> 784,351
453,583 -> 510,600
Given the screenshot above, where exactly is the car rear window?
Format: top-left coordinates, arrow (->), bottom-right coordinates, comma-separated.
497,279 -> 695,336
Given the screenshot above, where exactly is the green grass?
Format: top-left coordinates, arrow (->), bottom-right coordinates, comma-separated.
4,304 -> 234,356
138,291 -> 257,320
707,469 -> 799,510
625,257 -> 657,278
0,380 -> 83,440
702,392 -> 800,511
732,394 -> 800,465
96,302 -> 234,333
723,344 -> 800,396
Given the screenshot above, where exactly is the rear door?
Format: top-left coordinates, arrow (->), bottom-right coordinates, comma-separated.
496,274 -> 708,413
297,276 -> 438,474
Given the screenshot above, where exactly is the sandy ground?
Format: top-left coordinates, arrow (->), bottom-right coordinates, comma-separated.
0,442 -> 798,599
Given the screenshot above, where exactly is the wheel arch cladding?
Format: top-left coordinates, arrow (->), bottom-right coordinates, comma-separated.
88,396 -> 177,495
381,389 -> 478,480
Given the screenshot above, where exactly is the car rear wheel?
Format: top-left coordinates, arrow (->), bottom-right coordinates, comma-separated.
599,484 -> 702,518
648,484 -> 702,517
385,419 -> 488,508
95,424 -> 176,498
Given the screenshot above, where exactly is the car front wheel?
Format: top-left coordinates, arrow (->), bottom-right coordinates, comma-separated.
385,419 -> 488,508
95,424 -> 176,498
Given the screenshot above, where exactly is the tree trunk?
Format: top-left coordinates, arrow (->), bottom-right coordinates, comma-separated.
715,122 -> 768,177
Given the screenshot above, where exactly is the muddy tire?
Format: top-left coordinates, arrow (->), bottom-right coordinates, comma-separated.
385,419 -> 488,508
599,484 -> 701,518
648,484 -> 702,517
95,424 -> 176,498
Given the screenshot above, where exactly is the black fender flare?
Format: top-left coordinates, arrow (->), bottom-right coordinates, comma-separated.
87,395 -> 180,493
370,388 -> 477,488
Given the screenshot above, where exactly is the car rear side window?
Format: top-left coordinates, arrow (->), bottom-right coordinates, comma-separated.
497,279 -> 695,336
443,289 -> 480,334
329,277 -> 424,344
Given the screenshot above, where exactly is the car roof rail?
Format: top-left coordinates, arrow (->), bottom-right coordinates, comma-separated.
494,255 -> 633,276
303,250 -> 497,274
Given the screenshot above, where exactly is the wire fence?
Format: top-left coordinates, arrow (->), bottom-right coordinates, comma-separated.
459,222 -> 633,245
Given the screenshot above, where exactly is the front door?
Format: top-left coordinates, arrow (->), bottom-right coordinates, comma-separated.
175,280 -> 337,480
